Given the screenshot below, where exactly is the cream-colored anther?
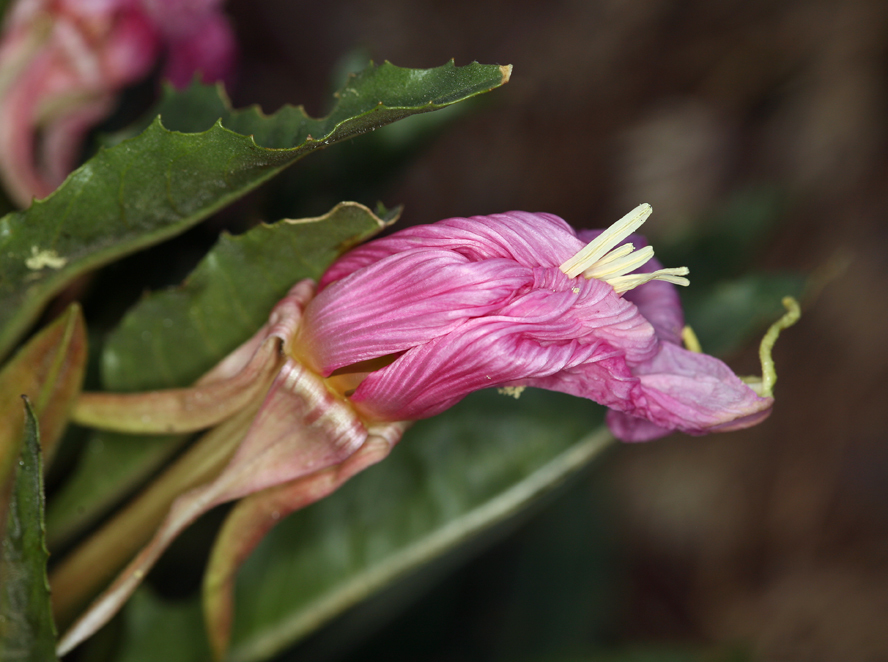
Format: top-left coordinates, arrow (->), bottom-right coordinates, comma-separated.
560,203 -> 690,295
559,203 -> 652,277
608,267 -> 690,294
583,245 -> 654,280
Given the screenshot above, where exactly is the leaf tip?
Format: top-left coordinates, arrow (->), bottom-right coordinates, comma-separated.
500,64 -> 513,83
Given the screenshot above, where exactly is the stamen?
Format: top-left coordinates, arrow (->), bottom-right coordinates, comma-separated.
681,325 -> 703,353
608,267 -> 690,294
560,204 -> 691,295
560,203 -> 652,277
583,246 -> 654,280
582,242 -> 636,272
497,386 -> 526,399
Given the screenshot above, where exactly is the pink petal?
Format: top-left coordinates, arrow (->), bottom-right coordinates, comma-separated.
320,212 -> 584,288
606,342 -> 773,441
351,274 -> 656,421
301,250 -> 533,374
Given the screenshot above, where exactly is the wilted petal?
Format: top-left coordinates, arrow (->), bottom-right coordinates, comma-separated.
606,342 -> 773,441
297,250 -> 533,375
320,211 -> 584,288
308,207 -> 787,443
351,274 -> 656,421
301,251 -> 531,373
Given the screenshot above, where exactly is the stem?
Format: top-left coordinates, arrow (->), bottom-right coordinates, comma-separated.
759,296 -> 801,397
50,404 -> 257,626
71,338 -> 281,434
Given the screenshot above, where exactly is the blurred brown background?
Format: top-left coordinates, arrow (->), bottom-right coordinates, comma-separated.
225,1 -> 888,659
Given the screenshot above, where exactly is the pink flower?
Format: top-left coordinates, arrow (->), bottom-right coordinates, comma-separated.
0,0 -> 236,206
296,204 -> 778,441
58,204 -> 798,655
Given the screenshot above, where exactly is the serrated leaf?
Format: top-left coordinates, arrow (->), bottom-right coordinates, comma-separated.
46,203 -> 394,550
0,60 -> 511,361
225,389 -> 611,662
0,400 -> 59,662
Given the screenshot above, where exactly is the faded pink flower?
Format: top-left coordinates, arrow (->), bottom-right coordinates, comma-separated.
0,0 -> 236,206
295,204 -> 776,441
59,205 -> 797,655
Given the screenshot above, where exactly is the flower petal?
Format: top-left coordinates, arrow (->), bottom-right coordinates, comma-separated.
351,274 -> 656,421
606,342 -> 773,441
300,251 -> 532,373
320,211 -> 584,288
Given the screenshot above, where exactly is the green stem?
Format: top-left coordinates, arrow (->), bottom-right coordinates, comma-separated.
759,296 -> 801,397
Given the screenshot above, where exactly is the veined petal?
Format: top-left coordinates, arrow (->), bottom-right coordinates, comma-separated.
351,275 -> 656,421
320,211 -> 584,288
608,342 -> 773,441
300,250 -> 532,373
522,354 -> 640,413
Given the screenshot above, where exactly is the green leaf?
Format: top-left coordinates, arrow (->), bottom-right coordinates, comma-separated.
103,589 -> 212,662
103,201 -> 396,391
0,400 -> 59,662
226,389 -> 612,662
46,202 -> 394,548
0,60 -> 511,361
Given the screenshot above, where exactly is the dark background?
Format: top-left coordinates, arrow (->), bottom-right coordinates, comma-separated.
216,1 -> 888,659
